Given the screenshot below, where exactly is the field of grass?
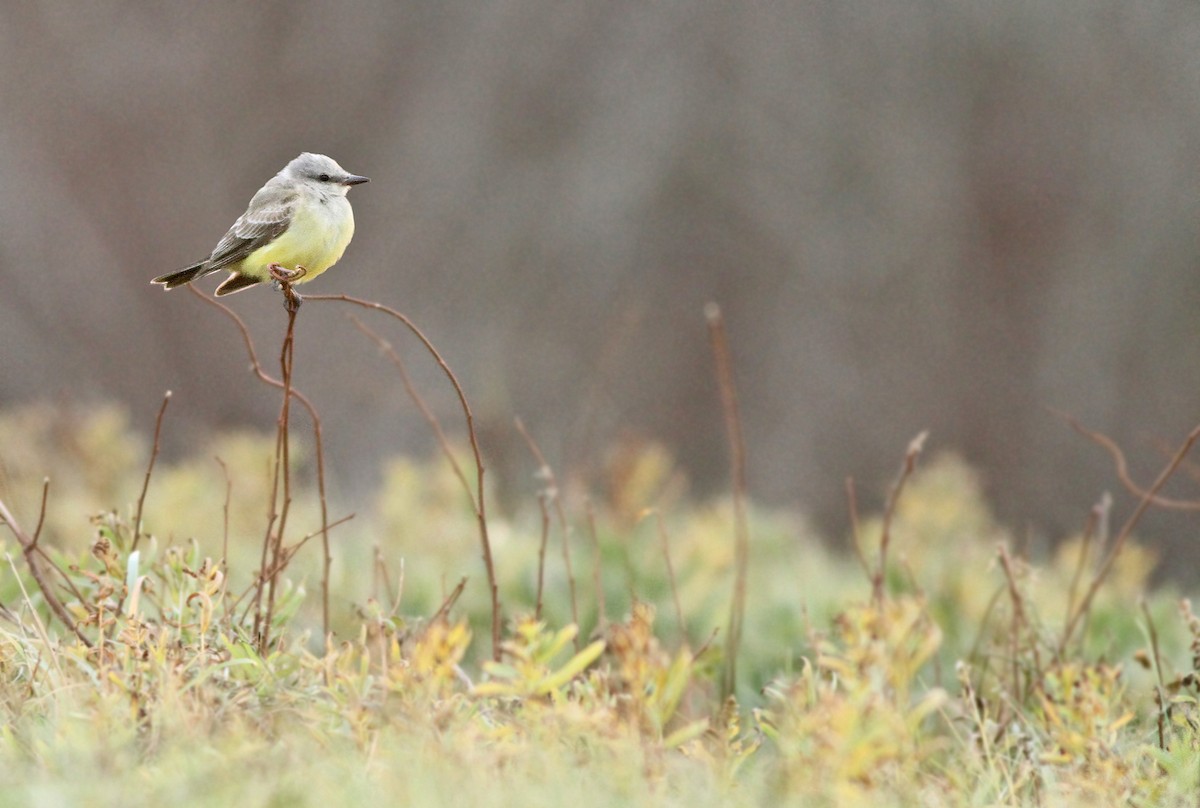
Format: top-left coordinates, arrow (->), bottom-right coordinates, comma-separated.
3,341 -> 1200,805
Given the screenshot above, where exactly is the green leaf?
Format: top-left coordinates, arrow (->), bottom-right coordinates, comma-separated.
536,640 -> 605,694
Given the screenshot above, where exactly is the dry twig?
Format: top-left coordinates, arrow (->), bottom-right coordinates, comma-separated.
514,416 -> 579,642
1059,420 -> 1200,653
190,286 -> 335,638
0,494 -> 92,648
308,293 -> 500,661
706,303 -> 750,700
874,431 -> 928,604
132,391 -> 171,552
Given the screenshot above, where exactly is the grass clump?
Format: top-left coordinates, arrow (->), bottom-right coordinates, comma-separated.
3,401 -> 1200,806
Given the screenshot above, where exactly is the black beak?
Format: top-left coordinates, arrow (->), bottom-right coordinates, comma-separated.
342,174 -> 370,186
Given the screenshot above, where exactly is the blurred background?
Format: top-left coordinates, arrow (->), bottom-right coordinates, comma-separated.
4,2 -> 1200,561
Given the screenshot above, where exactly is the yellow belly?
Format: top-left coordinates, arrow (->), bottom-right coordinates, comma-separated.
240,198 -> 355,284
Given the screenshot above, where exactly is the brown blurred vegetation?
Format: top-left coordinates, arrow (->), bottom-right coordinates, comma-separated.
3,3 -> 1200,557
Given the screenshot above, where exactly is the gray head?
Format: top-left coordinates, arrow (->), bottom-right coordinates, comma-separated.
282,153 -> 370,194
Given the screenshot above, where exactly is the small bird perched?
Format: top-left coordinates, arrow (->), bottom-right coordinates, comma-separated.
153,153 -> 369,304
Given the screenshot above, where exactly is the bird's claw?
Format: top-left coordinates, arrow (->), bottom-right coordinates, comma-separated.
268,264 -> 306,312
268,263 -> 307,283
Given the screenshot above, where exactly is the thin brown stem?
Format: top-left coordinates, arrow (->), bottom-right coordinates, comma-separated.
706,303 -> 750,700
533,493 -> 550,621
31,478 -> 50,548
998,544 -> 1042,702
1060,421 -> 1200,653
693,626 -> 721,661
586,499 -> 606,632
1062,494 -> 1107,643
191,286 -> 333,638
649,510 -> 687,644
132,391 -> 171,552
874,431 -> 928,605
372,544 -> 393,607
261,305 -> 298,650
230,511 -> 350,623
965,584 -> 1006,679
0,495 -> 92,647
214,457 -> 232,569
844,476 -> 872,581
113,391 -> 172,626
4,554 -> 64,674
308,293 -> 499,661
1140,599 -> 1168,750
252,514 -> 356,588
393,559 -> 406,616
286,514 -> 355,560
350,314 -> 474,506
36,545 -> 87,606
1152,435 -> 1200,489
514,416 -> 579,643
430,576 -> 468,625
250,494 -> 278,637
1054,408 -> 1200,510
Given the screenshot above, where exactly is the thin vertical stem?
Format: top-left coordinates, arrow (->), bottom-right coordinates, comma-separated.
706,303 -> 750,700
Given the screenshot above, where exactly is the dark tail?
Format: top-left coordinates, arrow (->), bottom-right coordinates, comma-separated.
214,272 -> 262,296
152,262 -> 211,289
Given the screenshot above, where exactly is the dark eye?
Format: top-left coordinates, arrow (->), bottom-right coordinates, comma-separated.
318,173 -> 330,182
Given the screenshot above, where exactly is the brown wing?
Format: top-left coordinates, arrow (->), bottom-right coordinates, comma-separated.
206,180 -> 298,271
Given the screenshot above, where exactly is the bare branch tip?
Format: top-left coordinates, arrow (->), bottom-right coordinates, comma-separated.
910,430 -> 929,452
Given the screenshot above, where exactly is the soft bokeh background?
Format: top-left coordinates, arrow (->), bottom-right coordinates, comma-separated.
3,3 -> 1200,559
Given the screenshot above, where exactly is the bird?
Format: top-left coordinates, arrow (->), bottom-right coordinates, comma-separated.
152,153 -> 369,306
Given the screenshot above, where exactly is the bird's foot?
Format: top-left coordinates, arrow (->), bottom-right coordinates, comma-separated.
269,264 -> 306,312
268,263 -> 307,284
284,288 -> 303,312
